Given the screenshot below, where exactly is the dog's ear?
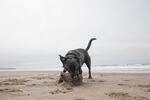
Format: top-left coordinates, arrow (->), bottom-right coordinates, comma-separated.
59,55 -> 66,64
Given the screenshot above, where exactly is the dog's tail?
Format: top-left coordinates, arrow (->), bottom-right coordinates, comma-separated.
85,38 -> 96,51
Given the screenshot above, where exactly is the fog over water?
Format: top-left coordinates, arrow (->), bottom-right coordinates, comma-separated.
0,0 -> 150,69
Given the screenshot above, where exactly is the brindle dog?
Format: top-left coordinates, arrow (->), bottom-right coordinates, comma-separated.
59,38 -> 96,83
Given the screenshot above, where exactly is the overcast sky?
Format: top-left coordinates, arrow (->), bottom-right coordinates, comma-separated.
0,0 -> 150,65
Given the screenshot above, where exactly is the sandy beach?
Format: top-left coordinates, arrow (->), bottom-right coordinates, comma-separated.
0,71 -> 150,100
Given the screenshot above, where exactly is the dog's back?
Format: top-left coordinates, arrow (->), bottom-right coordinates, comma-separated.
66,49 -> 88,66
66,38 -> 96,65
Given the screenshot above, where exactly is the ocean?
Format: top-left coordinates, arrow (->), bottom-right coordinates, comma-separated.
0,55 -> 150,73
0,63 -> 150,73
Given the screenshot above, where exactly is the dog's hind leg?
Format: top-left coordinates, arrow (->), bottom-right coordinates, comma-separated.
85,56 -> 92,79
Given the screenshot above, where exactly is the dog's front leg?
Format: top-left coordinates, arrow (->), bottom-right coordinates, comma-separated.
75,70 -> 80,80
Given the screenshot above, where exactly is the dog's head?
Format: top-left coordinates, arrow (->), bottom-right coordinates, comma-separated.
59,55 -> 80,78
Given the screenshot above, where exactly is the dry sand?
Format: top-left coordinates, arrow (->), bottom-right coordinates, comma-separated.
0,71 -> 150,100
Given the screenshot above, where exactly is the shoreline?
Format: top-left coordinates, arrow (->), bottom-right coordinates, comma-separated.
1,64 -> 150,73
1,70 -> 150,73
1,70 -> 150,74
